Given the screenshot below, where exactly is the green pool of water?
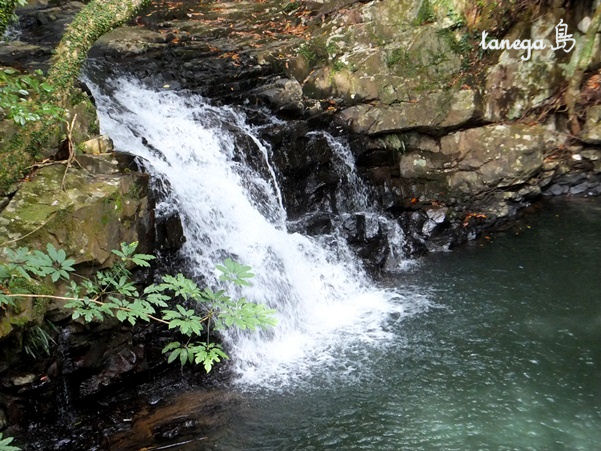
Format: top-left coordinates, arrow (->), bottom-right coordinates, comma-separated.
212,198 -> 601,450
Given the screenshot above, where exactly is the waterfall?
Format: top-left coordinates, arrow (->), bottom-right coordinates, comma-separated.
87,76 -> 420,388
306,130 -> 371,211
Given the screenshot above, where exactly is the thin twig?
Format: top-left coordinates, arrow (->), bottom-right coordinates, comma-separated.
3,293 -> 170,325
25,159 -> 60,170
61,114 -> 77,190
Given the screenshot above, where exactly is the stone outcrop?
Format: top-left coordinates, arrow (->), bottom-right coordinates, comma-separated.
277,0 -> 601,249
340,89 -> 480,135
0,151 -> 153,268
77,0 -> 601,255
0,143 -> 154,340
582,105 -> 601,144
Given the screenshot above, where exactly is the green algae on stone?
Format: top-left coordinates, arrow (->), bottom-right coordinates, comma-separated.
0,156 -> 151,267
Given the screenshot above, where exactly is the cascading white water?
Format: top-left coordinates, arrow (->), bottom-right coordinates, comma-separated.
88,77 -> 422,388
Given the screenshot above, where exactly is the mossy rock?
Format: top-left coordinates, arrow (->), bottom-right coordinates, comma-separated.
0,153 -> 153,340
0,154 -> 153,267
339,88 -> 480,134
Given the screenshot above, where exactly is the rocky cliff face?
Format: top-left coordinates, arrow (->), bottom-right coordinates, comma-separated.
78,0 -> 601,255
284,0 -> 601,250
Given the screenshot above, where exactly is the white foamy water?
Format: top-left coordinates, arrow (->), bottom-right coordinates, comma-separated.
88,77 -> 425,388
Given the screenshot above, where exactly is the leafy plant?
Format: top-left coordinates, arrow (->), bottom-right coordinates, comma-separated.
0,432 -> 20,451
415,0 -> 436,25
0,242 -> 276,371
298,43 -> 318,65
332,60 -> 347,73
387,48 -> 412,69
23,323 -> 57,359
0,0 -> 27,36
282,1 -> 300,13
0,68 -> 64,126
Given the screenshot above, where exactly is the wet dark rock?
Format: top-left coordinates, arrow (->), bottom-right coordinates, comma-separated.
0,407 -> 6,430
267,123 -> 340,218
340,213 -> 404,271
0,1 -> 85,70
109,390 -> 239,450
421,207 -> 448,237
155,213 -> 186,252
78,344 -> 145,398
288,212 -> 333,236
250,78 -> 305,115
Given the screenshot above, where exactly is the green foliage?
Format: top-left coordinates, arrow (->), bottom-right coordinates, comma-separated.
47,0 -> 151,102
0,68 -> 67,195
298,43 -> 318,65
162,341 -> 228,372
435,28 -> 474,71
332,60 -> 347,73
216,258 -> 254,286
0,68 -> 64,126
0,0 -> 27,36
282,1 -> 300,13
23,322 -> 56,359
445,6 -> 465,29
0,242 -> 276,372
386,48 -> 412,70
1,0 -> 146,194
0,432 -> 20,451
415,0 -> 435,25
297,36 -> 332,67
0,244 -> 75,308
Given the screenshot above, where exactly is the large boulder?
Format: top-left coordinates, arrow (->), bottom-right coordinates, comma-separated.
0,152 -> 153,267
581,105 -> 601,144
483,13 -> 563,121
339,89 -> 480,135
441,124 -> 546,194
393,123 -> 551,210
0,149 -> 154,339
